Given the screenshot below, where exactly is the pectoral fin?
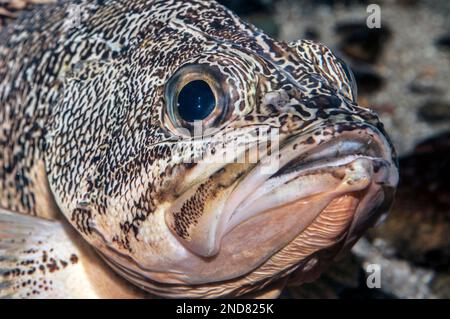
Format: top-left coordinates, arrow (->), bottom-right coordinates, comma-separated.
0,209 -> 146,299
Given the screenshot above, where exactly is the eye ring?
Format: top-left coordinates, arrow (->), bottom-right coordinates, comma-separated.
164,65 -> 229,134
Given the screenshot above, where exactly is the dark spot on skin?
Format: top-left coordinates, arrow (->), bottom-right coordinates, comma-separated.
42,251 -> 48,263
306,136 -> 315,144
331,170 -> 346,180
183,162 -> 197,170
39,265 -> 45,274
46,258 -> 59,273
70,254 -> 79,264
20,259 -> 35,266
373,163 -> 381,173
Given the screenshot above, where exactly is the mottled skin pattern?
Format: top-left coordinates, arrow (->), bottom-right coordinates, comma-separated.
0,0 -> 398,298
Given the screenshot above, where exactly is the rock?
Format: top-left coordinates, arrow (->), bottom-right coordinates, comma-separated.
369,132 -> 450,274
409,82 -> 444,95
303,26 -> 320,41
369,103 -> 396,115
418,100 -> 450,124
435,34 -> 450,52
301,0 -> 372,6
335,21 -> 392,64
246,13 -> 280,38
218,0 -> 279,37
359,132 -> 450,298
217,0 -> 276,15
350,63 -> 384,95
287,254 -> 361,299
352,238 -> 437,298
394,0 -> 420,6
430,274 -> 450,298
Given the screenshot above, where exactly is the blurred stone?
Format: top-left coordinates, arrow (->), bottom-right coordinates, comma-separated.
352,238 -> 437,298
335,21 -> 392,64
370,103 -> 396,115
303,0 -> 371,6
217,0 -> 276,15
435,34 -> 450,52
339,285 -> 397,299
395,0 -> 420,6
351,64 -> 384,95
246,13 -> 280,37
287,254 -> 361,299
409,82 -> 444,95
369,132 -> 450,274
409,67 -> 444,95
303,26 -> 320,41
287,278 -> 340,298
218,0 -> 279,37
430,273 -> 450,298
418,100 -> 450,123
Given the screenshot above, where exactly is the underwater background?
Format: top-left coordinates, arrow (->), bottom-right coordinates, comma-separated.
219,0 -> 450,299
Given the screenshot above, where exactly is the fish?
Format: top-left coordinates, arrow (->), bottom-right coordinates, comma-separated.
0,0 -> 399,298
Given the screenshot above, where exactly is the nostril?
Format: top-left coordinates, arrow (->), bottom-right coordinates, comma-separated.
262,90 -> 290,112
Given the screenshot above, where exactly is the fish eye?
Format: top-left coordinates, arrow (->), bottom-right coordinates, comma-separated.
165,65 -> 229,134
176,80 -> 216,122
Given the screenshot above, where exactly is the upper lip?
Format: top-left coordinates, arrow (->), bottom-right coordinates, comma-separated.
222,127 -> 397,238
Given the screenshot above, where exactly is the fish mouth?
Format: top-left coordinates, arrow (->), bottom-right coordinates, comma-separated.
102,124 -> 398,297
159,124 -> 398,287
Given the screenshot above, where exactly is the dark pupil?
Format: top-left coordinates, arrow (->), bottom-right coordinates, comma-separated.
177,80 -> 216,122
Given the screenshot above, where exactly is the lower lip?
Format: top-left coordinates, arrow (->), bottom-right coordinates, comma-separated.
169,158 -> 383,283
224,156 -> 379,236
192,182 -> 368,284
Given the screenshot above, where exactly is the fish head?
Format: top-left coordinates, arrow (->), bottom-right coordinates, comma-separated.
45,1 -> 398,298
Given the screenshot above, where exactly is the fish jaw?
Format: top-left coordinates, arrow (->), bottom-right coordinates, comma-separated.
99,124 -> 398,297
164,124 -> 398,265
168,158 -> 378,283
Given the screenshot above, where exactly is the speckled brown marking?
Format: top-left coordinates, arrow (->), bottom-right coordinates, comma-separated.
70,254 -> 78,265
173,180 -> 212,239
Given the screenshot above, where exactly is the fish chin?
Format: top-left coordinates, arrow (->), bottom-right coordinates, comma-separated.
165,156 -> 393,284
99,127 -> 398,298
